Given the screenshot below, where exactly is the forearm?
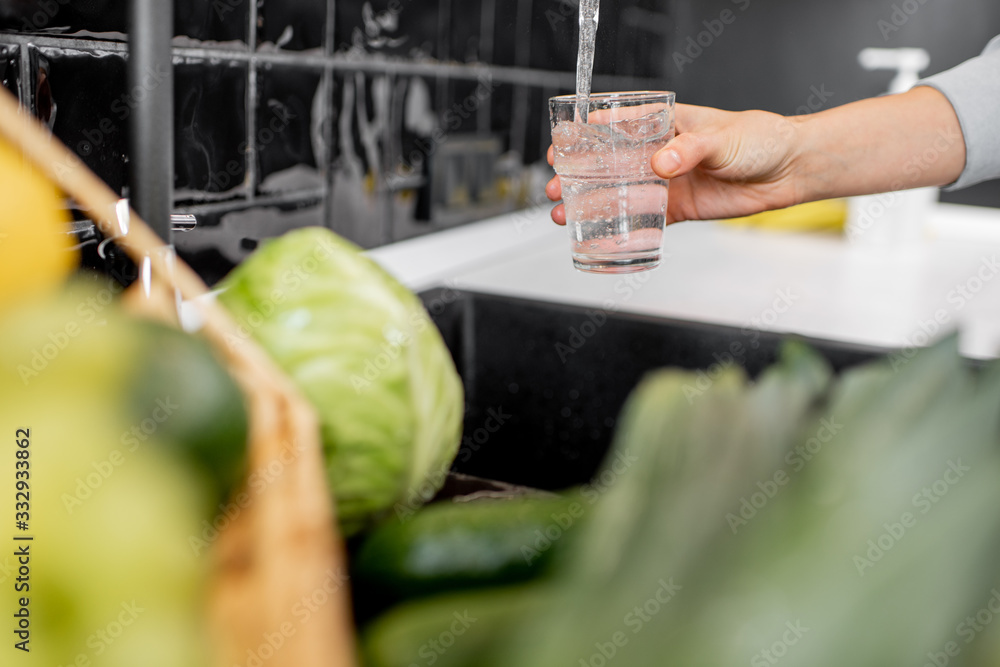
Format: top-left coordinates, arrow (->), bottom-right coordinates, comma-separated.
791,86 -> 966,201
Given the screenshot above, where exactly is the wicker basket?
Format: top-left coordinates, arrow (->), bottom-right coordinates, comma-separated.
0,88 -> 357,667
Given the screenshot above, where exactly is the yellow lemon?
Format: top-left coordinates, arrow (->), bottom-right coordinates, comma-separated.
0,135 -> 78,313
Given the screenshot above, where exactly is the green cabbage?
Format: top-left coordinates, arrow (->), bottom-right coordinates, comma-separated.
219,227 -> 464,535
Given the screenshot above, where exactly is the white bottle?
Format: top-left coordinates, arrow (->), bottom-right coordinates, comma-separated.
846,48 -> 939,247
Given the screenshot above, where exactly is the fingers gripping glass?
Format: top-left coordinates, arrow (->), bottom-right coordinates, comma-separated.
549,91 -> 676,274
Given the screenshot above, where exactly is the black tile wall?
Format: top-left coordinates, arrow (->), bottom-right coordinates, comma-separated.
527,0 -> 670,78
603,0 -> 670,79
528,0 -> 577,73
174,0 -> 249,45
522,85 -> 550,167
0,43 -> 17,96
43,47 -> 129,194
487,82 -> 514,148
173,59 -> 248,199
259,0 -> 325,51
444,78 -> 481,135
3,0 -> 999,288
256,63 -> 323,194
328,68 -> 386,248
335,0 -> 439,58
1,0 -> 672,285
3,0 -> 252,43
490,0 -> 525,69
449,1 -> 480,63
1,0 -> 128,36
23,44 -> 42,119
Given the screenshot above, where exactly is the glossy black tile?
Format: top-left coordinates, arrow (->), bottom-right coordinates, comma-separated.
173,59 -> 248,199
610,0 -> 671,80
490,0 -> 524,68
174,0 -> 249,45
384,74 -> 434,227
0,43 -> 17,98
259,0 -> 325,52
1,0 -> 127,37
328,69 -> 387,248
0,0 -> 250,43
488,82 -> 514,149
526,0 -> 664,78
529,0 -> 577,72
0,0 -> 709,257
449,0 -> 480,63
330,70 -> 388,178
256,63 -> 323,194
26,44 -> 62,128
43,47 -> 129,194
382,74 -> 523,232
523,85 -> 552,166
334,0 -> 438,59
442,78 -> 480,135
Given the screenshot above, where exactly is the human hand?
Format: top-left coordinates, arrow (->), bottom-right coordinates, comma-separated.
546,103 -> 805,225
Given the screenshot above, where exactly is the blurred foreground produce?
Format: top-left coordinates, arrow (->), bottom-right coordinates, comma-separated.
364,585 -> 547,667
364,339 -> 1000,667
219,227 -> 464,536
0,282 -> 214,667
0,135 -> 78,314
130,321 -> 249,500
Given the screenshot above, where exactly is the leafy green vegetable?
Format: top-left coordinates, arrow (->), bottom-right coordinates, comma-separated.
366,338 -> 1000,667
219,228 -> 464,535
500,337 -> 1000,667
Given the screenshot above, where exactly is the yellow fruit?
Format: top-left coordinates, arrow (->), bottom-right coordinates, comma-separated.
721,198 -> 848,233
0,135 -> 78,313
0,285 -> 211,667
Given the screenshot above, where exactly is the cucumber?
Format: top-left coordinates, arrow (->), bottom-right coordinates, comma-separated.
362,585 -> 549,667
354,494 -> 585,603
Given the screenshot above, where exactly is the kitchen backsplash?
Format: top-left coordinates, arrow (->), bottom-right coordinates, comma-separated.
0,0 -> 669,285
1,0 -> 998,285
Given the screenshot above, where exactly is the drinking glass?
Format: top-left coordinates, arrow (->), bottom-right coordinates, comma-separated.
549,91 -> 676,273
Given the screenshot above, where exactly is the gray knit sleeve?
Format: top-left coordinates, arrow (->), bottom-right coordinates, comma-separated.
916,36 -> 1000,190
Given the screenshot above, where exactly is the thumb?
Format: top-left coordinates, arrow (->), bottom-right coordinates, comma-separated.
651,132 -> 718,179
